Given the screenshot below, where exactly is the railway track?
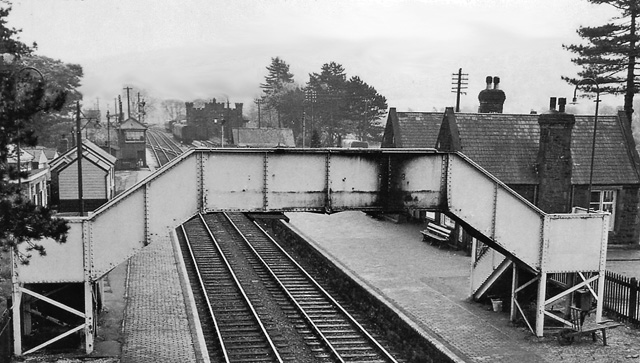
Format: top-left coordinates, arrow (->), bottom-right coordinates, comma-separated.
147,128 -> 185,166
177,212 -> 400,362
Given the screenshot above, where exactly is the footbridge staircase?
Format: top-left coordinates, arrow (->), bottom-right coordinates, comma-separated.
12,148 -> 609,355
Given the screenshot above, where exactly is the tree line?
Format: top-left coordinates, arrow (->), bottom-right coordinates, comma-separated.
258,57 -> 387,147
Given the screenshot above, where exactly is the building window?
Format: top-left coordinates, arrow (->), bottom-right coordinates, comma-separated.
124,130 -> 145,142
441,214 -> 455,228
590,189 -> 616,230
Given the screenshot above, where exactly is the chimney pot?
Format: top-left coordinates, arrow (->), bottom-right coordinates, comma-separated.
558,98 -> 567,113
493,76 -> 500,89
485,76 -> 492,90
549,97 -> 557,111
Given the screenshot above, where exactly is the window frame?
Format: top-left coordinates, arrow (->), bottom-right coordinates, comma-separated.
124,130 -> 145,143
589,189 -> 617,230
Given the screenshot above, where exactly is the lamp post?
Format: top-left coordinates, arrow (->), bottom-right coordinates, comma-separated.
214,118 -> 226,147
572,78 -> 600,213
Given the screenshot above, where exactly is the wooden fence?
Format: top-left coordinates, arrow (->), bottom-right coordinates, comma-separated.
603,271 -> 639,326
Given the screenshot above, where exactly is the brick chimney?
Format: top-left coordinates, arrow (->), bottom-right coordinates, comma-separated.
478,76 -> 506,113
536,97 -> 575,213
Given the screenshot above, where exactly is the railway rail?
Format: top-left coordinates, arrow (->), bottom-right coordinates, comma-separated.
147,128 -> 185,165
177,212 -> 400,362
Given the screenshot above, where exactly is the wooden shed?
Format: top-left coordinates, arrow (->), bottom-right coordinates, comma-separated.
50,140 -> 117,213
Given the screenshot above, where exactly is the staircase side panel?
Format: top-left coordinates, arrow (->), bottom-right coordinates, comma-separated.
448,154 -> 543,269
17,220 -> 85,283
91,190 -> 146,279
447,156 -> 496,236
494,187 -> 543,269
147,155 -> 199,237
543,214 -> 609,272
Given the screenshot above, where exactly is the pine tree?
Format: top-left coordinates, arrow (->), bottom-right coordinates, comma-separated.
307,62 -> 387,145
260,57 -> 294,96
344,76 -> 387,142
307,62 -> 348,146
0,6 -> 68,261
562,0 -> 639,123
260,57 -> 295,126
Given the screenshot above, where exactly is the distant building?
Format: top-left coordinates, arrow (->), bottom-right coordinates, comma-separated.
186,99 -> 245,143
7,145 -> 49,207
22,146 -> 58,170
50,140 -> 117,213
381,76 -> 640,247
232,128 -> 295,148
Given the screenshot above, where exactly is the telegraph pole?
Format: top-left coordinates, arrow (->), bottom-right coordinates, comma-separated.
123,86 -> 132,119
76,101 -> 84,216
118,96 -> 124,122
451,68 -> 468,112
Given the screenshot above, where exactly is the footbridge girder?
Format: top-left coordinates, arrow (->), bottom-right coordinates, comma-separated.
13,148 -> 609,356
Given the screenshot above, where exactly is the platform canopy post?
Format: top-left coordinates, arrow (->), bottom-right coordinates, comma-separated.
535,272 -> 548,337
11,248 -> 22,356
84,281 -> 94,353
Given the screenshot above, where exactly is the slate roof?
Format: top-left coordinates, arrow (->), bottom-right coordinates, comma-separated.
233,128 -> 295,148
50,139 -> 117,172
453,112 -> 540,184
385,108 -> 640,185
383,110 -> 442,148
118,117 -> 147,130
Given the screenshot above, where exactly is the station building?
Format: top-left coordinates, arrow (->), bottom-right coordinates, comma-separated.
381,76 -> 640,248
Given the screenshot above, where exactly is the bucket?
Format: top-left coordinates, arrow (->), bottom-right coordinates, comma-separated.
491,298 -> 503,312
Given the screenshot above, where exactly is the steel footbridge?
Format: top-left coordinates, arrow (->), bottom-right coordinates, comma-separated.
12,148 -> 609,355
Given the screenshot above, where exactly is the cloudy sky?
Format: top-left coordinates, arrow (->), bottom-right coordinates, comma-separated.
7,0 -> 620,118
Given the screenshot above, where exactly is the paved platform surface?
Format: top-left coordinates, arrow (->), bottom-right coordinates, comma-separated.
108,159 -> 200,363
286,211 -> 640,363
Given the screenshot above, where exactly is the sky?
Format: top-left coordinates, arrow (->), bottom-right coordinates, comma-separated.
5,0 -> 623,120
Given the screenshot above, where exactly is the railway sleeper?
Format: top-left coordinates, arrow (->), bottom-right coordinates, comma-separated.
305,313 -> 342,319
325,335 -> 367,341
319,329 -> 362,335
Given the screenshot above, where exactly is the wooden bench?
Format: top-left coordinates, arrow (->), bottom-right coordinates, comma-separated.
420,222 -> 452,248
558,307 -> 622,346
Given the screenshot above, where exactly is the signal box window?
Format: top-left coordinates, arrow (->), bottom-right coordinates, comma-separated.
125,130 -> 145,142
590,189 -> 616,230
